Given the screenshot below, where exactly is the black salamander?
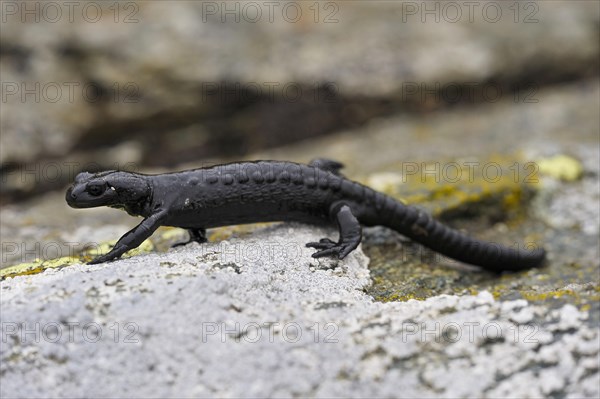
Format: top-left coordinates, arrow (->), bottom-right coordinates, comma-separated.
66,159 -> 546,271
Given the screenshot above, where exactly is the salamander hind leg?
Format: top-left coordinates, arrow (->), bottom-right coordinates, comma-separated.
306,204 -> 362,259
172,228 -> 208,247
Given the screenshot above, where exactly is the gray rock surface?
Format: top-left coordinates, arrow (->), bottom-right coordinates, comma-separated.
2,224 -> 598,398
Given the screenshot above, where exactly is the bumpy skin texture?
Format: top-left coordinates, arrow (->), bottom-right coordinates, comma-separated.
66,159 -> 546,271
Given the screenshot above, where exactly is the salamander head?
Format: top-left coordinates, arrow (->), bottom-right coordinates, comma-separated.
66,170 -> 151,210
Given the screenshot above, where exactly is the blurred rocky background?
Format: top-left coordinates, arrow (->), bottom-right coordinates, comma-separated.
1,0 -> 598,200
1,1 -> 599,397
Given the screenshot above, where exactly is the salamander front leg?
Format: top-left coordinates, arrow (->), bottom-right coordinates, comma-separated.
306,204 -> 362,259
89,212 -> 165,264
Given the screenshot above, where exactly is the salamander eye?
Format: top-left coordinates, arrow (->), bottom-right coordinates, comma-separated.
86,183 -> 106,196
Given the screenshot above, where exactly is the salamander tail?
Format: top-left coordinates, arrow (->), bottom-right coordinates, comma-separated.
383,201 -> 546,272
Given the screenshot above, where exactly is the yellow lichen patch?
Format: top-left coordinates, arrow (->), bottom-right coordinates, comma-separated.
536,154 -> 583,181
360,156 -> 539,219
490,284 -> 508,300
502,187 -> 523,209
520,285 -> 600,307
581,304 -> 591,312
0,256 -> 80,280
521,289 -> 577,301
0,239 -> 155,280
